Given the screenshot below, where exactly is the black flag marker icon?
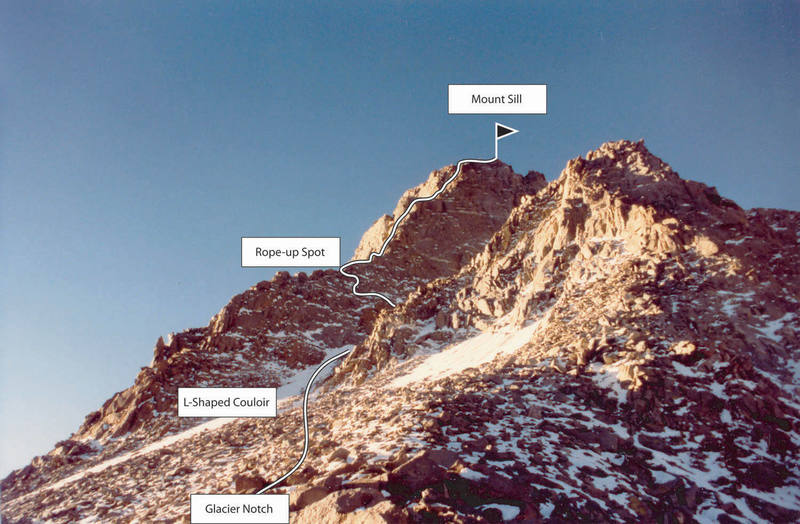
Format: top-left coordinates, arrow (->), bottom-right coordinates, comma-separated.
496,123 -> 519,139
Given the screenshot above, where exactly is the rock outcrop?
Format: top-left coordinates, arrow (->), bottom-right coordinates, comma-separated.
3,140 -> 799,523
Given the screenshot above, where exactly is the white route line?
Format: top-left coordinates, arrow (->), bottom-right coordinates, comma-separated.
338,155 -> 498,307
262,123 -> 516,491
14,130 -> 514,506
256,347 -> 352,494
259,156 -> 495,493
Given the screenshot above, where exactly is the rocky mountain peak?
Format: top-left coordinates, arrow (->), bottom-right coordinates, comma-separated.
557,139 -> 746,231
334,141 -> 799,386
349,160 -> 546,304
3,142 -> 799,523
568,139 -> 677,182
354,160 -> 545,260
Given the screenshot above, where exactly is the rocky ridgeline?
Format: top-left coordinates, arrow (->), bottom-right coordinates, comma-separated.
78,270 -> 375,438
348,161 -> 545,305
336,140 -> 798,381
0,269 -> 381,501
2,140 -> 799,522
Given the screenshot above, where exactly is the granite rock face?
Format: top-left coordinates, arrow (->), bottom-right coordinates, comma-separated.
3,140 -> 799,523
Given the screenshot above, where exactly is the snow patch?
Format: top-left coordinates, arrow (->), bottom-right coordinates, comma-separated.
459,468 -> 488,480
540,501 -> 555,518
276,344 -> 355,400
389,321 -> 541,388
755,312 -> 793,342
478,503 -> 520,520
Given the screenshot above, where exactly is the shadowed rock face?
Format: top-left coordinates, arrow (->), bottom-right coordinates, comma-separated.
3,140 -> 799,523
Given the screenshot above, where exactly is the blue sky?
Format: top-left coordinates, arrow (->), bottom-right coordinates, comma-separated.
1,1 -> 798,476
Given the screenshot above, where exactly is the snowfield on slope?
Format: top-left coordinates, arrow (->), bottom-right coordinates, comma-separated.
25,416 -> 237,497
16,345 -> 354,500
389,320 -> 542,388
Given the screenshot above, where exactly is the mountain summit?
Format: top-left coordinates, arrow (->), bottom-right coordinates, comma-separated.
350,160 -> 545,304
3,141 -> 799,523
